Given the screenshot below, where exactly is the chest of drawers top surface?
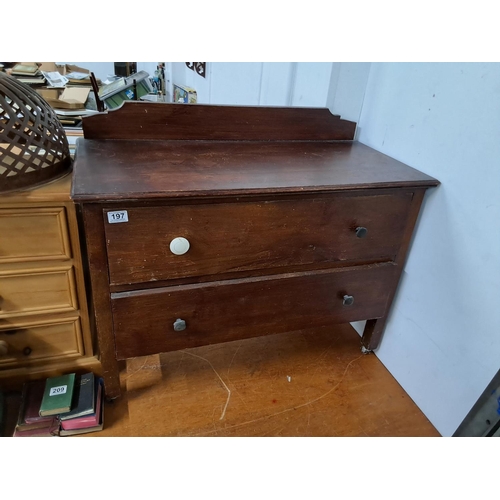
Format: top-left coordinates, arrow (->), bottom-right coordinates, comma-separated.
71,103 -> 437,202
73,140 -> 438,202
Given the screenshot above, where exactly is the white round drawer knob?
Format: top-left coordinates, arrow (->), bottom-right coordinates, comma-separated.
170,237 -> 190,255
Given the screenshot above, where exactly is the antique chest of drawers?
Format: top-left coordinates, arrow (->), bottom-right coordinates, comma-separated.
0,173 -> 100,389
72,102 -> 439,399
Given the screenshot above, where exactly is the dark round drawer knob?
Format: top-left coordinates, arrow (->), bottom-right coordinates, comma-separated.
355,226 -> 368,238
343,295 -> 354,306
173,318 -> 187,332
23,346 -> 32,356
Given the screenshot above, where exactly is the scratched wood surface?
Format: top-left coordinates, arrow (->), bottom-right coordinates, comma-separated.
76,324 -> 438,437
104,193 -> 412,286
72,140 -> 438,202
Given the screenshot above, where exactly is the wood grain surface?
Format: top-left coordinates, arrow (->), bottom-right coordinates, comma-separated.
77,324 -> 440,437
72,140 -> 438,201
81,102 -> 356,141
104,192 -> 412,285
112,264 -> 396,359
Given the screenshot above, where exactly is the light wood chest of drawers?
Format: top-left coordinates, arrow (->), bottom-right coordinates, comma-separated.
72,103 -> 439,399
0,173 -> 100,388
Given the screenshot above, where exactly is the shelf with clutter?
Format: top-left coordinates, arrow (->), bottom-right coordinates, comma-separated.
1,62 -> 168,133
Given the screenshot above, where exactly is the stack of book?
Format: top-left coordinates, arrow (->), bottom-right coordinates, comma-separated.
13,372 -> 104,437
10,63 -> 46,86
59,373 -> 104,436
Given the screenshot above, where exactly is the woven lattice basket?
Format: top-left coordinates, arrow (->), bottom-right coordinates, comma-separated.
0,72 -> 71,193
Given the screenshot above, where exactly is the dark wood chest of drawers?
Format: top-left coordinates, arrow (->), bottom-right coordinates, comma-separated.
72,102 -> 438,399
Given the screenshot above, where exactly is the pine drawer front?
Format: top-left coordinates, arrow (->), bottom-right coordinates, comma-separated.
111,263 -> 397,359
104,192 -> 412,286
0,318 -> 84,367
0,208 -> 71,263
0,266 -> 78,318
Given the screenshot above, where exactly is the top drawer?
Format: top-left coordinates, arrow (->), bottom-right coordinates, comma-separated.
104,192 -> 413,286
0,208 -> 71,264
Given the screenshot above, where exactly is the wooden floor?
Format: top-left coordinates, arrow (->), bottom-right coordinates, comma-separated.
3,324 -> 440,437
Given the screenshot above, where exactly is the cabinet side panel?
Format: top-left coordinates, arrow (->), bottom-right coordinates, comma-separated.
81,204 -> 121,398
362,189 -> 427,350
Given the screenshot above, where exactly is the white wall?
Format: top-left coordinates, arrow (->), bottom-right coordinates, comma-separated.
326,63 -> 371,127
355,63 -> 500,436
171,62 -> 335,107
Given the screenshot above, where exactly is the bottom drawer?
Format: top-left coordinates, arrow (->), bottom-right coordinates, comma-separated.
0,318 -> 84,368
112,263 -> 397,359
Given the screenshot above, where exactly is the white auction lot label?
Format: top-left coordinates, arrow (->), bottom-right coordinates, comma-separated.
107,210 -> 129,223
49,385 -> 67,396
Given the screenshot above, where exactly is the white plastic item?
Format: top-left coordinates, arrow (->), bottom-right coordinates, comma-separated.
169,237 -> 190,255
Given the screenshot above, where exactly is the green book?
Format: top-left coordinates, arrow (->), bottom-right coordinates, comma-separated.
39,373 -> 76,417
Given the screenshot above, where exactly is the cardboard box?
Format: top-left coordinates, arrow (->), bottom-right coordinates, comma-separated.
39,63 -> 100,86
173,84 -> 197,103
62,64 -> 101,85
36,87 -> 90,110
38,62 -> 58,73
59,87 -> 90,108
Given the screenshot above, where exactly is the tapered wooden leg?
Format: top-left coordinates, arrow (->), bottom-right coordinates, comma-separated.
361,318 -> 387,352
